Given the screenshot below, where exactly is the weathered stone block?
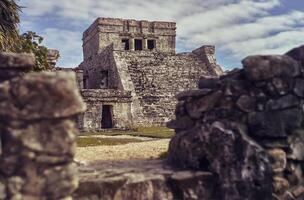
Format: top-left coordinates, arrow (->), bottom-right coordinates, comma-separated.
198,76 -> 220,89
168,45 -> 304,199
74,160 -> 218,200
6,119 -> 77,158
285,45 -> 304,64
243,55 -> 300,81
174,101 -> 186,117
272,77 -> 293,96
293,78 -> 304,97
186,91 -> 222,119
286,162 -> 303,187
0,53 -> 35,69
267,149 -> 287,173
44,163 -> 78,199
0,181 -> 6,200
175,89 -> 212,101
265,95 -> 299,110
0,53 -> 34,83
0,72 -> 86,121
0,64 -> 85,199
236,95 -> 256,112
291,185 -> 304,199
168,121 -> 273,200
273,176 -> 290,195
248,109 -> 303,138
166,116 -> 195,131
288,129 -> 304,161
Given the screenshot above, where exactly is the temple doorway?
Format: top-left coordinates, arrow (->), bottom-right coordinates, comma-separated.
101,105 -> 113,128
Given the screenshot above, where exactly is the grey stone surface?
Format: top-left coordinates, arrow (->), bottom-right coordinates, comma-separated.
0,53 -> 35,83
175,89 -> 212,101
273,176 -> 290,195
267,149 -> 287,173
293,78 -> 304,97
186,91 -> 222,119
243,55 -> 300,81
248,109 -> 302,138
0,71 -> 86,121
198,76 -> 220,89
74,160 -> 218,200
272,77 -> 293,96
168,46 -> 304,199
288,129 -> 304,161
236,95 -> 256,112
0,53 -> 35,68
285,45 -> 304,64
265,95 -> 299,110
0,53 -> 85,199
168,121 -> 272,200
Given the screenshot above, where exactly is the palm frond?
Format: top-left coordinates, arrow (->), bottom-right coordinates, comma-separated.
0,0 -> 21,51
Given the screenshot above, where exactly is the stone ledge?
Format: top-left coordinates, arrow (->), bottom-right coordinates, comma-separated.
74,159 -> 218,200
81,89 -> 132,103
0,53 -> 35,69
0,71 -> 86,120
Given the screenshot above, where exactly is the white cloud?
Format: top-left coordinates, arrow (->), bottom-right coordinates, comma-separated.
181,11 -> 304,46
19,0 -> 304,69
178,0 -> 280,36
223,28 -> 304,57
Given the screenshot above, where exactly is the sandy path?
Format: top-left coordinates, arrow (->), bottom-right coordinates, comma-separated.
75,138 -> 170,162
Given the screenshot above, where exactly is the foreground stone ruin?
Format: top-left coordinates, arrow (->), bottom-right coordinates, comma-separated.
168,45 -> 304,199
1,45 -> 304,199
74,160 -> 218,200
0,53 -> 85,199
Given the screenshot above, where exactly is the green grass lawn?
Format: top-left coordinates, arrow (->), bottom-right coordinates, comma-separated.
79,126 -> 175,138
77,126 -> 175,147
129,126 -> 175,138
77,137 -> 143,147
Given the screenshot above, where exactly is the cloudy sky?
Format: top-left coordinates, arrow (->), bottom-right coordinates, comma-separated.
19,0 -> 304,69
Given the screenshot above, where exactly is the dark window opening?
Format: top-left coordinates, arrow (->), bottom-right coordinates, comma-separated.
83,71 -> 89,89
135,39 -> 143,51
148,40 -> 156,50
122,39 -> 130,50
101,105 -> 113,129
83,78 -> 87,89
100,70 -> 109,89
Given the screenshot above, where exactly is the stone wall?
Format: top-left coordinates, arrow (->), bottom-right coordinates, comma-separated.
167,45 -> 304,200
79,45 -> 121,90
113,46 -> 222,125
0,53 -> 34,82
79,17 -> 223,129
79,89 -> 132,131
79,45 -> 222,127
0,53 -> 85,199
82,18 -> 176,59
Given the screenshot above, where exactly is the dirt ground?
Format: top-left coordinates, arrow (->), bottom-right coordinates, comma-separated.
75,135 -> 170,163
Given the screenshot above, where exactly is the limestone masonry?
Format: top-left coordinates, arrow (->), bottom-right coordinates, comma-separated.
75,17 -> 223,131
167,45 -> 304,200
0,53 -> 85,199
